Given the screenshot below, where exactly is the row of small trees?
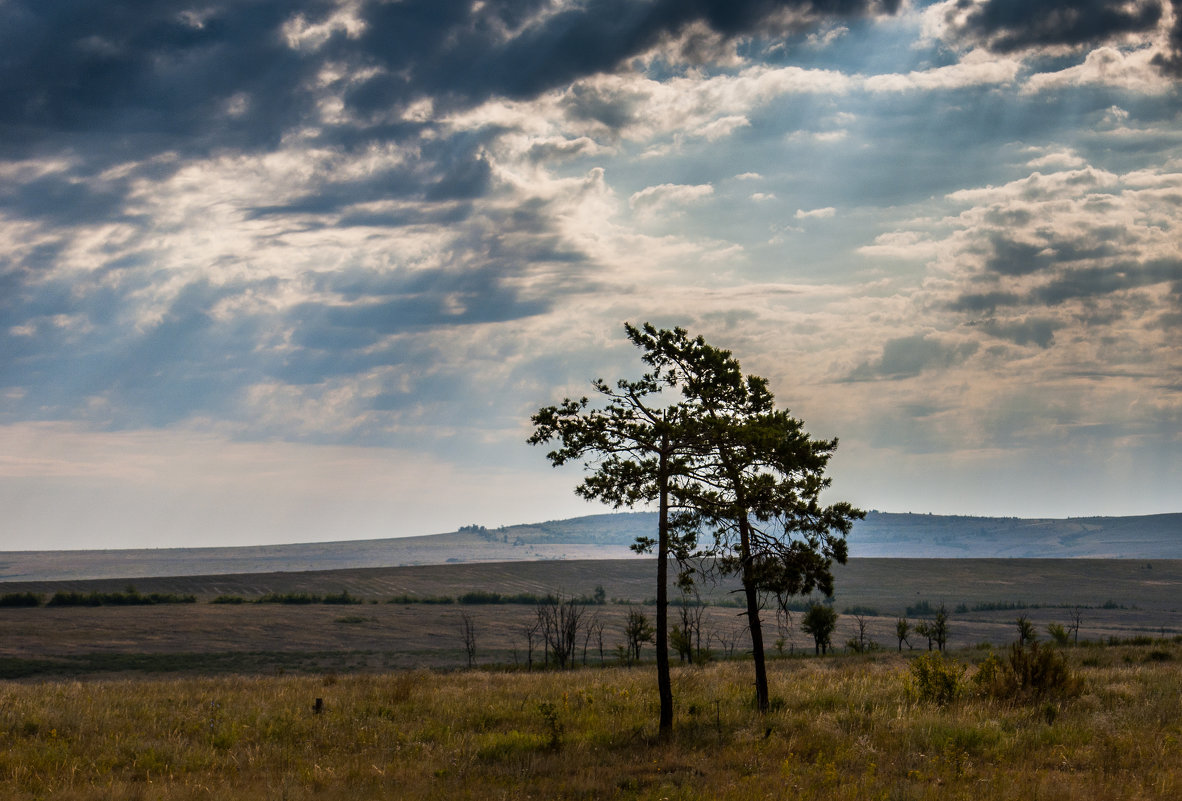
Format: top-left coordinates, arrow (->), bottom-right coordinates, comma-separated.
460,597 -> 654,670
530,323 -> 863,735
458,596 -> 1094,671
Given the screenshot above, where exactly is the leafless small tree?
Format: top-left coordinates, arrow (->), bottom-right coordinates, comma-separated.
459,611 -> 477,668
712,622 -> 744,659
848,612 -> 872,653
672,589 -> 708,664
773,605 -> 795,656
536,594 -> 586,669
589,616 -> 606,664
521,617 -> 541,671
1069,607 -> 1083,645
581,610 -> 601,666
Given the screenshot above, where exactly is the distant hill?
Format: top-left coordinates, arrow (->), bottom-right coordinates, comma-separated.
851,511 -> 1182,558
1,511 -> 1179,582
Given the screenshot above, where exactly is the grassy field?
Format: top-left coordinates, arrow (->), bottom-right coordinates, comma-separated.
2,642 -> 1181,800
3,558 -> 1182,798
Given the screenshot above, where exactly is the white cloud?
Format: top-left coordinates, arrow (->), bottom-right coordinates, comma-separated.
628,183 -> 715,216
1024,46 -> 1172,94
1025,148 -> 1087,170
795,206 -> 836,219
786,129 -> 848,144
864,49 -> 1020,92
857,230 -> 943,260
282,0 -> 367,51
698,115 -> 751,141
944,166 -> 1120,206
806,24 -> 849,49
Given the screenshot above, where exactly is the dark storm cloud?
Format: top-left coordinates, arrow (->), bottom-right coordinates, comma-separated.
1152,0 -> 1182,75
949,259 -> 1182,314
0,1 -> 311,161
943,0 -> 1182,78
982,233 -> 1126,278
1033,259 -> 1182,305
984,235 -> 1052,277
293,264 -> 552,343
346,0 -> 901,113
944,0 -> 1164,52
844,334 -> 979,381
1,0 -> 902,163
0,172 -> 144,225
948,290 -> 1024,313
979,316 -> 1060,348
245,134 -> 498,221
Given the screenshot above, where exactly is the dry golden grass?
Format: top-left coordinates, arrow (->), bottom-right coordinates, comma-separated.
2,643 -> 1181,800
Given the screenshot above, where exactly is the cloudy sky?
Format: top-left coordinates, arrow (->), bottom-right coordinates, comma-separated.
2,0 -> 1180,550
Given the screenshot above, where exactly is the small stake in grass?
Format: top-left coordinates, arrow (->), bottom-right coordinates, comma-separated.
313,697 -> 324,714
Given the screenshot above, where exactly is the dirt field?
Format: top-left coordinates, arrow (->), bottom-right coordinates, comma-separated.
2,558 -> 1180,677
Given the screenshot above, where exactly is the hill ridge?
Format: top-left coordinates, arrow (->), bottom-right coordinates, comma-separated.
2,510 -> 1180,582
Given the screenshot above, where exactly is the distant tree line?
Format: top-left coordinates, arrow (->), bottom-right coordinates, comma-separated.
44,587 -> 195,607
213,591 -> 362,605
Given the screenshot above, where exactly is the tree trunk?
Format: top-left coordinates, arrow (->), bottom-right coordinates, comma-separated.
656,433 -> 674,736
739,515 -> 770,713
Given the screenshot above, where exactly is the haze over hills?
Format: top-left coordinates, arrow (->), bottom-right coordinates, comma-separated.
1,511 -> 1180,583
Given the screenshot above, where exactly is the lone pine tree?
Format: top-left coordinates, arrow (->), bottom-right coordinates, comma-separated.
530,322 -> 861,720
626,323 -> 862,712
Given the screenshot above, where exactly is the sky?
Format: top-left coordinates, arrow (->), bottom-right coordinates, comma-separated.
1,0 -> 1181,550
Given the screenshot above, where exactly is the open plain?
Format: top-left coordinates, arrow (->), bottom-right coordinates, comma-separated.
1,558 -> 1180,677
2,557 -> 1182,799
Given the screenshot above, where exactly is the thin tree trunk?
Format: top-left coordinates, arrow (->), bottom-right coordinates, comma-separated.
656,432 -> 674,736
739,514 -> 770,713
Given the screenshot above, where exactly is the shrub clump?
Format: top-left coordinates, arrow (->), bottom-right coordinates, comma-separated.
322,591 -> 362,605
255,592 -> 320,604
974,642 -> 1079,701
0,592 -> 43,607
47,588 -> 196,607
909,652 -> 964,705
387,594 -> 454,604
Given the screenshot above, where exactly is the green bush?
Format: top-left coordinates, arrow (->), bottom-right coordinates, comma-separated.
322,591 -> 362,605
974,642 -> 1079,701
387,594 -> 454,604
47,589 -> 195,607
458,590 -> 503,604
0,592 -> 42,607
1046,622 -> 1072,647
255,593 -> 320,605
909,652 -> 964,705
